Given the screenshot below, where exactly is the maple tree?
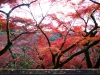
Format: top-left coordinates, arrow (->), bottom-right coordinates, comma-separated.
0,0 -> 100,69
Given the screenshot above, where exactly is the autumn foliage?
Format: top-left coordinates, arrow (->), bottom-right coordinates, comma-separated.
0,0 -> 100,69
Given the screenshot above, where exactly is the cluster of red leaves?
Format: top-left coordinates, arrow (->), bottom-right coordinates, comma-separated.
0,0 -> 17,6
36,46 -> 60,68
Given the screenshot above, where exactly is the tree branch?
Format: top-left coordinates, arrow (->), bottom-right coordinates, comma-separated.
53,40 -> 100,69
90,0 -> 100,5
94,56 -> 100,68
11,32 -> 36,41
0,0 -> 37,56
0,42 -> 12,56
8,0 -> 37,16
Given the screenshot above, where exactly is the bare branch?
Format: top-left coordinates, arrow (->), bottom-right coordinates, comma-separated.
57,38 -> 85,64
8,0 -> 37,16
0,10 -> 7,15
12,31 -> 36,41
75,10 -> 88,33
90,9 -> 98,28
60,23 -> 73,50
54,39 -> 100,69
0,0 -> 37,55
90,0 -> 100,5
0,42 -> 12,56
38,2 -> 44,17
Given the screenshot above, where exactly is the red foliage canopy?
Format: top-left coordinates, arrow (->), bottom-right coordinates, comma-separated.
0,0 -> 100,69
